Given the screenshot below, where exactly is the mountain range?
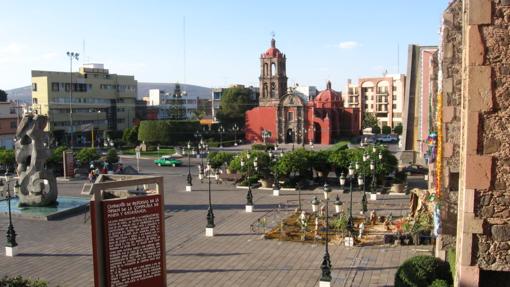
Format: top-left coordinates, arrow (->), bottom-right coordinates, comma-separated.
5,82 -> 212,103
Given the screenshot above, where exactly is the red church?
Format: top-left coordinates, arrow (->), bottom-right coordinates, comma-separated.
245,39 -> 361,145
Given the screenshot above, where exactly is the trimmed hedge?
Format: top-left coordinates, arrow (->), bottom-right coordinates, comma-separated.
0,276 -> 50,287
138,120 -> 201,145
394,255 -> 453,287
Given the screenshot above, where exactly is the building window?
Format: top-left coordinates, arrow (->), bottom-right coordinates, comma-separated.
365,104 -> 368,109
32,83 -> 37,91
51,82 -> 59,92
9,108 -> 16,114
287,112 -> 293,121
393,104 -> 397,109
10,121 -> 16,129
33,98 -> 38,104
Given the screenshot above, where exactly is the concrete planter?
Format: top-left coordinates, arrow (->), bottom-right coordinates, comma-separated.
5,246 -> 17,257
246,205 -> 254,213
259,179 -> 273,188
205,227 -> 214,237
344,237 -> 354,247
390,183 -> 404,193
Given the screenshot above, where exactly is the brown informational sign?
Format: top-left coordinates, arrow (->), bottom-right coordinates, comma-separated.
90,175 -> 166,287
63,151 -> 75,178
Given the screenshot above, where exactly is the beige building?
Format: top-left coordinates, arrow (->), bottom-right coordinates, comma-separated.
343,74 -> 406,128
31,64 -> 137,146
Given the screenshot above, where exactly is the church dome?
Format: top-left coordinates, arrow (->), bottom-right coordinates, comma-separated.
315,81 -> 342,104
262,38 -> 283,58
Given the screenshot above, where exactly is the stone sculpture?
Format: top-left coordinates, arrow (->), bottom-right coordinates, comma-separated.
14,114 -> 58,206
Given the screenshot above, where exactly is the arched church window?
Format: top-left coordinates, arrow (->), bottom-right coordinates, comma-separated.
264,83 -> 268,98
271,63 -> 276,76
271,82 -> 276,97
264,63 -> 268,76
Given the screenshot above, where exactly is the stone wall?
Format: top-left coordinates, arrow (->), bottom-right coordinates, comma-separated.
439,0 -> 463,251
475,0 -> 510,271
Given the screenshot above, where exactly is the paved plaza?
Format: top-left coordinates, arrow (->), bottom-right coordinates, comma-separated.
0,157 -> 431,286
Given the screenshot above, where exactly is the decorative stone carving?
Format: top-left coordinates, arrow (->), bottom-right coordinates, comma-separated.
14,114 -> 58,206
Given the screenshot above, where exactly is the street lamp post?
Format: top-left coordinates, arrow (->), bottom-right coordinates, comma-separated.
205,161 -> 215,237
186,141 -> 193,192
262,129 -> 271,145
361,152 -> 369,214
232,124 -> 239,146
66,51 -> 79,149
319,183 -> 332,287
340,164 -> 356,246
3,179 -> 20,257
370,148 -> 383,201
269,150 -> 280,196
197,141 -> 205,182
218,125 -> 225,148
242,154 -> 255,212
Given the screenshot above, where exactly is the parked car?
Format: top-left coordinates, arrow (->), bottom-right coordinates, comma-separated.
402,164 -> 428,175
154,156 -> 182,167
376,134 -> 398,144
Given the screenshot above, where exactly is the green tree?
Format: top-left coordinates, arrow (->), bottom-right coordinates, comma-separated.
216,86 -> 257,127
393,123 -> 403,135
382,125 -> 392,135
47,146 -> 68,176
138,120 -> 200,145
0,149 -> 15,170
0,89 -> 7,102
207,151 -> 234,169
372,126 -> 381,134
168,83 -> 186,120
362,112 -> 378,129
76,148 -> 99,165
106,149 -> 119,164
122,126 -> 139,146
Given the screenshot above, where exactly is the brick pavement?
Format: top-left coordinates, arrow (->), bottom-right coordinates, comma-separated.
0,168 -> 431,287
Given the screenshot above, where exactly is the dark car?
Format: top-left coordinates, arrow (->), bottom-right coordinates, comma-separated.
402,164 -> 428,175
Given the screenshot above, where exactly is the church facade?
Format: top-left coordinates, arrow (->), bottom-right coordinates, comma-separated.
245,39 -> 361,145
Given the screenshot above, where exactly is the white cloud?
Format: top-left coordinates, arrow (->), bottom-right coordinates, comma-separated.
0,42 -> 26,63
338,41 -> 360,49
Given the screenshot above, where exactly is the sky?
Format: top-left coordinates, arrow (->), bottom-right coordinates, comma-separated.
0,0 -> 449,92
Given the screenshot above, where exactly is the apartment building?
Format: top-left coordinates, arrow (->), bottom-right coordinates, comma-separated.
31,64 -> 137,145
343,74 -> 406,128
0,101 -> 22,148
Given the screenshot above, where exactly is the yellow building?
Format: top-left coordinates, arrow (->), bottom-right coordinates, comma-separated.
31,64 -> 137,146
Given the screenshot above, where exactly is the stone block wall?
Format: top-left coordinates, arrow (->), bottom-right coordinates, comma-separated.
475,0 -> 510,271
439,0 -> 463,252
451,0 -> 510,285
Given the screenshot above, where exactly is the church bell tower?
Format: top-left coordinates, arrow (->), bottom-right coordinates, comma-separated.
259,38 -> 288,106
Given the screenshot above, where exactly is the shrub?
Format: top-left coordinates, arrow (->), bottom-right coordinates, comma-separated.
207,151 -> 234,169
0,148 -> 15,170
394,255 -> 453,287
382,125 -> 392,135
76,148 -> 99,165
0,276 -> 49,287
106,149 -> 119,164
393,123 -> 403,135
251,144 -> 274,151
430,279 -> 450,287
372,126 -> 381,134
